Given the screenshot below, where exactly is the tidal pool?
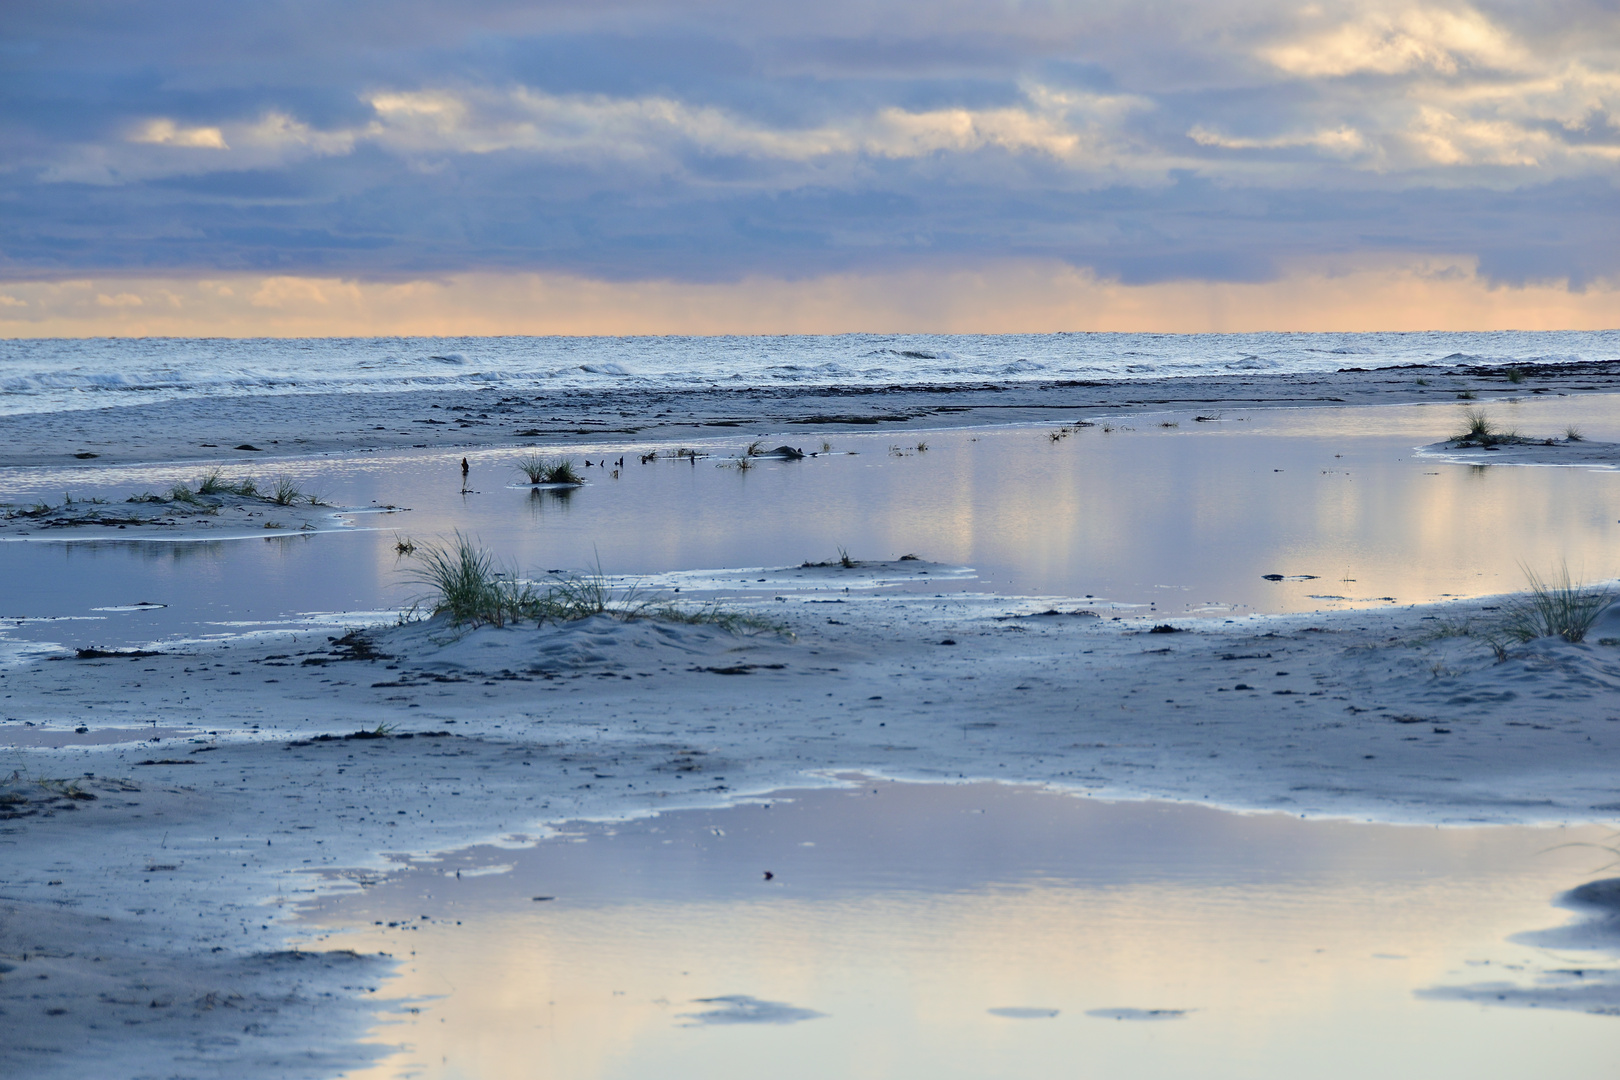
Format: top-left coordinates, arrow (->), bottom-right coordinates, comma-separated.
2,396 -> 1619,651
296,779 -> 1620,1080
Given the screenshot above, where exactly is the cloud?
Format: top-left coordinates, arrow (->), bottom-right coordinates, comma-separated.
1187,125 -> 1367,155
128,118 -> 229,149
1261,6 -> 1528,78
3,0 -> 1620,299
358,84 -> 1152,167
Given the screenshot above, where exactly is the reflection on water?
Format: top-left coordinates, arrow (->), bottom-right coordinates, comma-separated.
298,780 -> 1620,1080
2,397 -> 1619,649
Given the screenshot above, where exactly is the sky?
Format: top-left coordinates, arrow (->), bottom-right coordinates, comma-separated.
4,0 -> 1620,335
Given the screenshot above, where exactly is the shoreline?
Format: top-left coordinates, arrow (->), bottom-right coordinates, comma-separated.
5,359 -> 1620,471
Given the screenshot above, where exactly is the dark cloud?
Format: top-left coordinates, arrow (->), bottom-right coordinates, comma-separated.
2,0 -> 1618,286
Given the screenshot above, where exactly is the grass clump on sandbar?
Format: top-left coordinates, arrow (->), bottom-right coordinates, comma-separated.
406,534 -> 780,633
515,454 -> 584,485
1449,408 -> 1528,448
196,468 -> 259,497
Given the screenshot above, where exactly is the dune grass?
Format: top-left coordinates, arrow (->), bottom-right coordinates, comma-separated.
515,454 -> 583,485
406,535 -> 781,632
1450,408 -> 1525,447
196,468 -> 261,497
127,474 -> 318,511
195,469 -> 229,495
269,475 -> 314,505
1485,564 -> 1615,659
406,533 -> 543,627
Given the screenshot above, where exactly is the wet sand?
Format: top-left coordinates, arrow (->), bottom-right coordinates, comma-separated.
4,365 -> 1620,1075
4,358 -> 1620,470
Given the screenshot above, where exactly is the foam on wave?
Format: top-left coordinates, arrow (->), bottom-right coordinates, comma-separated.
1,330 -> 1615,418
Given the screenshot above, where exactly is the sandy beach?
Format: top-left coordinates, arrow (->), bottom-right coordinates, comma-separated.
4,363 -> 1620,1076
5,357 -> 1620,471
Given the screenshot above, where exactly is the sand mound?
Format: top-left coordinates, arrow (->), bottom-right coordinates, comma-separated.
1420,437 -> 1620,468
377,612 -> 789,675
0,488 -> 390,540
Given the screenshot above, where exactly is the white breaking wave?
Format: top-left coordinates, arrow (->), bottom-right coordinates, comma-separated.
1,330 -> 1617,418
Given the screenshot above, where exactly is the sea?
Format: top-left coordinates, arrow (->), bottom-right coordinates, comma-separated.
2,329 -> 1617,417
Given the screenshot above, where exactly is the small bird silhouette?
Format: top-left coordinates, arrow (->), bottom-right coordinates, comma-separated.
762,870 -> 774,881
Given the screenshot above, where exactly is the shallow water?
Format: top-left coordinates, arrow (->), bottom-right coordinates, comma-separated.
2,397 -> 1618,653
293,779 -> 1620,1080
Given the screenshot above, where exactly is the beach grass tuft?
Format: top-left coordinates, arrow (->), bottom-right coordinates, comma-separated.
543,563 -> 621,619
405,536 -> 779,634
1488,564 -> 1614,655
516,453 -> 583,485
406,533 -> 541,627
1566,426 -> 1585,442
196,469 -> 230,495
1457,408 -> 1494,440
1450,408 -> 1525,447
1505,367 -> 1526,384
269,476 -> 306,506
197,469 -> 261,497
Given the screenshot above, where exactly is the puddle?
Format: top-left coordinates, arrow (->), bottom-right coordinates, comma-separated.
296,779 -> 1620,1080
2,398 -> 1620,651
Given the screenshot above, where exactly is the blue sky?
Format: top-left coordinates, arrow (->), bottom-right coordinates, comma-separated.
3,1 -> 1620,331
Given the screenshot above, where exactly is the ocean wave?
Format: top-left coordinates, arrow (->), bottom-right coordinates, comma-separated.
355,352 -> 469,369
861,347 -> 952,361
1224,356 -> 1278,370
3,330 -> 1618,418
